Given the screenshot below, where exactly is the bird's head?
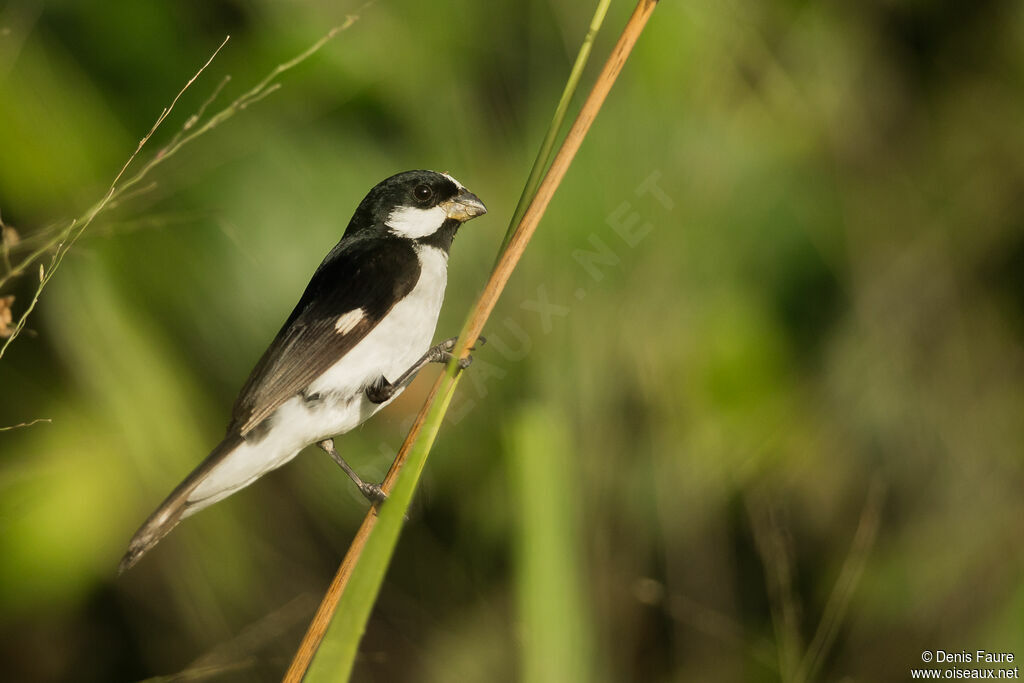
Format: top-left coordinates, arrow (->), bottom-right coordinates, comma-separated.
347,170 -> 487,248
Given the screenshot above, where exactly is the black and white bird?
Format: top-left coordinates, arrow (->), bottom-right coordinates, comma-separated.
119,170 -> 487,573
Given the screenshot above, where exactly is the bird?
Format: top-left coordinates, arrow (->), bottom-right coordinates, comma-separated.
119,170 -> 487,573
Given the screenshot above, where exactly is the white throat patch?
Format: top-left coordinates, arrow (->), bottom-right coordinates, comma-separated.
386,205 -> 448,239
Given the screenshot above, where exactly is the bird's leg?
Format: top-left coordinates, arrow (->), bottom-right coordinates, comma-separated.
365,335 -> 485,404
317,438 -> 386,503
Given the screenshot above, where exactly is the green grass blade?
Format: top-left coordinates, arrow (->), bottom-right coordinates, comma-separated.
510,405 -> 594,683
495,0 -> 613,260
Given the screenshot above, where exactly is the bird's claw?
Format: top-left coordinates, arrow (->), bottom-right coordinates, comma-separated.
438,335 -> 486,352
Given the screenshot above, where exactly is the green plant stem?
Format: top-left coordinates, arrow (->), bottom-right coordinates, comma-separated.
294,2 -> 660,681
495,0 -> 612,260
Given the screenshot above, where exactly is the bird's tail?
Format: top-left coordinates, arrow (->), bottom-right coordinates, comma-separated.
118,435 -> 243,574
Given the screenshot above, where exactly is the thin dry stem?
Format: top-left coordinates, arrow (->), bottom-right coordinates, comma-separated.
160,75 -> 232,157
748,493 -> 804,683
0,36 -> 230,358
0,417 -> 52,431
749,477 -> 886,683
0,13 -> 369,359
103,181 -> 159,212
798,478 -> 885,682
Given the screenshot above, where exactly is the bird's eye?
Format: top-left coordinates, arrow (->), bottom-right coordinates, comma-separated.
413,184 -> 433,203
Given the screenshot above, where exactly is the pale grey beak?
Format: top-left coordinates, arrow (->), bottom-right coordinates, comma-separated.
442,189 -> 487,221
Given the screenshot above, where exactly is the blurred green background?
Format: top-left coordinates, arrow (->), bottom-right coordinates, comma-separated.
2,0 -> 1023,681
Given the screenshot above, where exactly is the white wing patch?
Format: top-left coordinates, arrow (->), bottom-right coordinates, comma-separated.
334,308 -> 365,334
386,205 -> 447,239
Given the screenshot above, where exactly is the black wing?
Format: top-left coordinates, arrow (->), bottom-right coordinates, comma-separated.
228,236 -> 420,436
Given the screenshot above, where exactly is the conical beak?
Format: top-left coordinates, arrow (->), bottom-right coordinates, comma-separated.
442,189 -> 487,222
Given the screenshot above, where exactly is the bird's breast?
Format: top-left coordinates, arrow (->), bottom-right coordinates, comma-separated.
306,244 -> 449,410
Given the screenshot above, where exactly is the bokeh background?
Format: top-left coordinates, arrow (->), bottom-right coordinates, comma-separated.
2,0 -> 1023,681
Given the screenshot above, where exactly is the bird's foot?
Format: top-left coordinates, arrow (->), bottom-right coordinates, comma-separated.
435,335 -> 486,354
430,335 -> 485,368
358,481 -> 387,504
367,335 -> 484,405
428,349 -> 474,369
365,380 -> 392,404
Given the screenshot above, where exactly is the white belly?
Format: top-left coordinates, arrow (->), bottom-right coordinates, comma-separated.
305,244 -> 449,422
186,245 -> 449,510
